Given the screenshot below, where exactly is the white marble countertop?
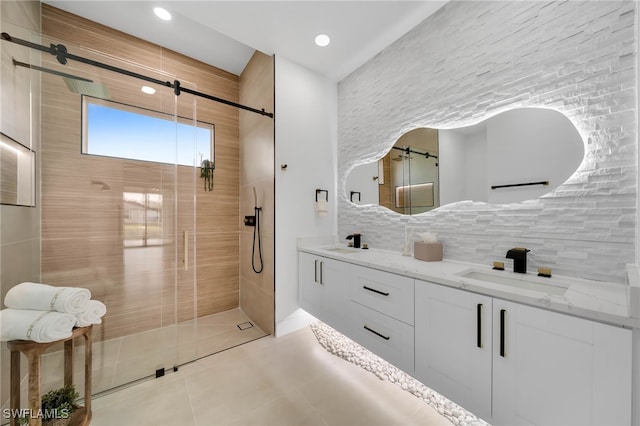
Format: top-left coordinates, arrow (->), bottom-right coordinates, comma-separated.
298,242 -> 640,329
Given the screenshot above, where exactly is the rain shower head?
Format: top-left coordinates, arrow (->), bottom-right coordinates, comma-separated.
12,58 -> 110,99
63,77 -> 110,99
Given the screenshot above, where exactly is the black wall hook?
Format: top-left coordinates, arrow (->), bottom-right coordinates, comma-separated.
315,189 -> 328,202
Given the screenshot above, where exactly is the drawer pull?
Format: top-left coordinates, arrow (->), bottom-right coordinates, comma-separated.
500,309 -> 506,357
363,285 -> 389,296
477,303 -> 482,348
364,325 -> 390,340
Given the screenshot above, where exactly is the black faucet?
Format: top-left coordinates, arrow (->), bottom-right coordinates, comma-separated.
346,233 -> 361,249
506,247 -> 530,274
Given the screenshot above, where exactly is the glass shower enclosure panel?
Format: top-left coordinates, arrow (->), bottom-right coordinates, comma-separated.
29,32 -> 199,396
0,21 -> 267,416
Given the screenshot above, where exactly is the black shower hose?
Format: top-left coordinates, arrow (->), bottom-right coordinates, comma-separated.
252,206 -> 263,273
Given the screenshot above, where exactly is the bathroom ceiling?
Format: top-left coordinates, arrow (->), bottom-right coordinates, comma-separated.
42,1 -> 446,82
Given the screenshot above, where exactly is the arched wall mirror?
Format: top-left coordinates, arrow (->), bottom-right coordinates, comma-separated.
346,107 -> 585,214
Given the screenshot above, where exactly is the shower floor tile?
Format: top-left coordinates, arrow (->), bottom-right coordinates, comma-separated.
14,308 -> 267,402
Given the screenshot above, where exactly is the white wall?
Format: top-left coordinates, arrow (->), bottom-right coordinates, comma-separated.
274,56 -> 337,335
338,1 -> 637,284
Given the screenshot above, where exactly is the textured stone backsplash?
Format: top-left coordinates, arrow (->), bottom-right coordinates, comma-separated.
338,1 -> 637,283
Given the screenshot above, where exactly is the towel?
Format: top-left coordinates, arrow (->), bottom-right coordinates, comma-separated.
0,309 -> 76,342
75,300 -> 107,327
5,282 -> 91,314
315,200 -> 328,216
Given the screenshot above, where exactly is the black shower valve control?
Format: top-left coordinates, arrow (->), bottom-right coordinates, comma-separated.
244,215 -> 256,227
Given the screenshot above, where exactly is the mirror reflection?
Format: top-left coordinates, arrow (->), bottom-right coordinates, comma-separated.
382,128 -> 439,214
346,108 -> 584,214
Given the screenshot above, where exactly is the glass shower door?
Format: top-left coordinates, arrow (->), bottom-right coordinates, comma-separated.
32,33 -> 197,396
1,19 -> 268,414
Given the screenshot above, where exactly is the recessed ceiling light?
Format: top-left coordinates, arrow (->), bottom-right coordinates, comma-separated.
141,86 -> 156,95
153,7 -> 172,21
315,34 -> 331,47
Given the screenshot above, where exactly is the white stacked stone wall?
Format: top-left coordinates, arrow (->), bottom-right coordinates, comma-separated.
338,0 -> 637,283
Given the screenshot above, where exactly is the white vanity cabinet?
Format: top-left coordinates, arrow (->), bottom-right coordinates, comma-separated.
414,281 -> 493,421
298,252 -> 350,333
492,299 -> 632,426
415,281 -> 632,425
298,249 -> 634,425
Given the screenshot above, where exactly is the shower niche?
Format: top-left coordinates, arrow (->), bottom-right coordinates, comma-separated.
0,132 -> 35,207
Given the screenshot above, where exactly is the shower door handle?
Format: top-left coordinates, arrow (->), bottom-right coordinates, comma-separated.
183,230 -> 189,271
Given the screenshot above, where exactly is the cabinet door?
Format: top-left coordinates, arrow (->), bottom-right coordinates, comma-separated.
414,281 -> 492,421
298,252 -> 327,320
492,299 -> 632,426
322,258 -> 351,334
299,253 -> 350,328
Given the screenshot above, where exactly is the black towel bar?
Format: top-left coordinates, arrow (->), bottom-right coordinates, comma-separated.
491,181 -> 549,190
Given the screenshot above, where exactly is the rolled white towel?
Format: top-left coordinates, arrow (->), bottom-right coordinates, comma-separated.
75,300 -> 107,327
0,309 -> 76,343
314,200 -> 328,216
5,282 -> 91,314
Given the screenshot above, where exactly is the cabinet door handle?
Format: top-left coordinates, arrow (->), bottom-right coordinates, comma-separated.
500,309 -> 506,357
314,260 -> 318,283
477,303 -> 482,348
364,325 -> 390,340
319,261 -> 324,284
363,285 -> 389,296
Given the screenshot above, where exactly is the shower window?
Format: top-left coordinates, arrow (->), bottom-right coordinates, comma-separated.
81,95 -> 214,166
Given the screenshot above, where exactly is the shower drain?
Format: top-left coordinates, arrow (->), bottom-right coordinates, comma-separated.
237,321 -> 254,330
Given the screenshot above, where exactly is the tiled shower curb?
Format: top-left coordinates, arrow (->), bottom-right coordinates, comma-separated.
310,322 -> 490,426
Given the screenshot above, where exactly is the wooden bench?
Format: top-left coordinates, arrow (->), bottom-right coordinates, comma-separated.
8,326 -> 92,426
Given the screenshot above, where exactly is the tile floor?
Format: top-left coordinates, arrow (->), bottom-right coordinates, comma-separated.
1,308 -> 267,414
90,326 -> 452,426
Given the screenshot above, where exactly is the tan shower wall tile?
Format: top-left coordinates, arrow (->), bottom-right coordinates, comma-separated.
37,6 -> 266,357
240,279 -> 274,335
214,126 -> 240,147
197,290 -> 239,318
239,52 -> 274,335
161,47 -> 238,85
42,5 -> 164,72
240,232 -> 274,295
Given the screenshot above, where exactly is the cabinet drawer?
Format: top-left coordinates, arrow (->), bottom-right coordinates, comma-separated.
348,301 -> 414,373
349,265 -> 414,325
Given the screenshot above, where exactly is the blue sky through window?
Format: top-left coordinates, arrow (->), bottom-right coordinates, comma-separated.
83,99 -> 213,166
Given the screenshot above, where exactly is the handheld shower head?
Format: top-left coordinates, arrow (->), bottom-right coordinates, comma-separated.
253,187 -> 258,208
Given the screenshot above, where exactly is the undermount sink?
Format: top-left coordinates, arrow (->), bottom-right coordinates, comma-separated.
325,247 -> 361,254
457,269 -> 568,297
